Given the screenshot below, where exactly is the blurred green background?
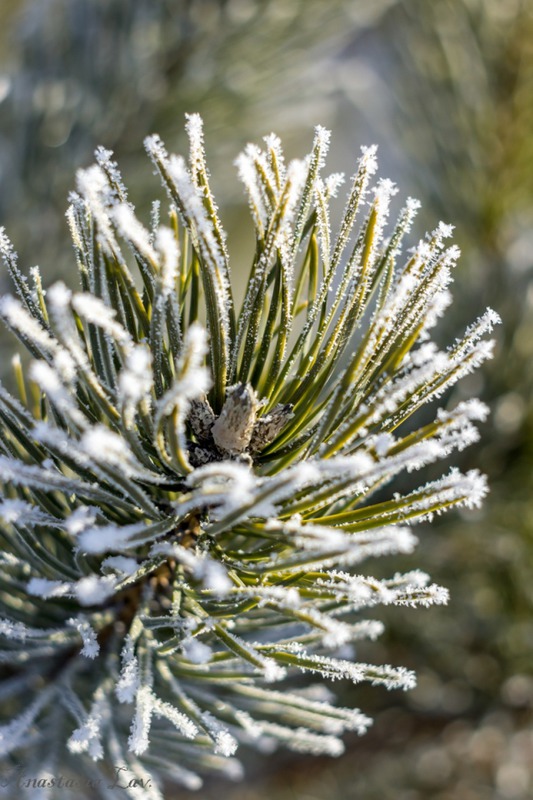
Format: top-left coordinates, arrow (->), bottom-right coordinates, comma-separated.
0,1 -> 532,798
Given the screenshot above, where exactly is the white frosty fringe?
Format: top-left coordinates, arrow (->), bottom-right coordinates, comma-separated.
78,519 -> 169,554
185,461 -> 263,516
367,177 -> 399,266
0,618 -> 60,642
151,695 -> 198,740
67,617 -> 100,659
232,585 -> 302,609
0,619 -> 31,641
155,323 -> 210,432
72,291 -> 131,346
197,558 -> 233,594
128,686 -> 197,756
232,524 -> 418,575
116,636 -> 140,704
0,228 -> 18,269
330,143 -> 379,271
185,112 -> 205,172
67,710 -> 105,760
231,152 -> 309,374
255,719 -> 345,757
65,203 -> 84,255
165,152 -> 230,313
28,359 -> 80,421
76,164 -> 120,255
155,226 -> 180,297
263,646 -> 417,691
0,295 -> 59,355
154,322 -> 210,470
30,420 -> 161,503
315,570 -> 449,610
189,708 -> 237,757
182,638 -> 213,665
0,499 -> 59,527
379,468 -> 489,525
102,555 -> 139,577
234,684 -> 371,737
27,578 -> 71,599
80,426 -> 137,471
27,574 -> 117,606
217,627 -> 287,683
119,344 -> 154,427
65,506 -> 98,535
74,575 -> 117,606
264,132 -> 287,182
235,146 -> 269,236
113,203 -> 158,265
67,687 -> 110,761
128,685 -> 154,755
188,453 -> 376,530
95,145 -> 129,201
147,542 -> 231,596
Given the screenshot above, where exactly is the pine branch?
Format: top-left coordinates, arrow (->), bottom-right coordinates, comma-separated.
0,117 -> 498,796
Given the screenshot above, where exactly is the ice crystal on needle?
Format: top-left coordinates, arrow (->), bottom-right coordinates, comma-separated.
0,114 -> 499,796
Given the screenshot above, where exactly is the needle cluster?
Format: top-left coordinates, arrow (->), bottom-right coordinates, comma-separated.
0,115 -> 498,796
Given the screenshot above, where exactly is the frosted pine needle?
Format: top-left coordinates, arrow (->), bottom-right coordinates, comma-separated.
0,118 -> 499,796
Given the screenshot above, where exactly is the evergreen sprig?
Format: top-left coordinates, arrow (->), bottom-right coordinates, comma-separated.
0,115 -> 498,796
